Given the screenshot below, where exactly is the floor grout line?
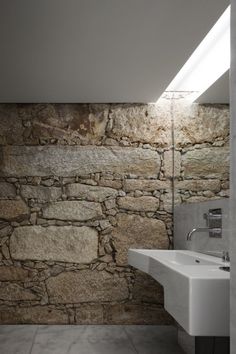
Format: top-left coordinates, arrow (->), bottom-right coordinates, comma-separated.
122,326 -> 139,354
29,325 -> 39,354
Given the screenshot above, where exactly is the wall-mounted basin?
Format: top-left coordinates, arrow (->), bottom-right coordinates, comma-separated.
128,250 -> 229,337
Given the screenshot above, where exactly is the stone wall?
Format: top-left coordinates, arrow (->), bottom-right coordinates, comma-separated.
173,95 -> 230,204
0,97 -> 229,324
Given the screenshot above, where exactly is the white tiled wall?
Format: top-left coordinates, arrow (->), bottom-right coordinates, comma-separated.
174,199 -> 229,254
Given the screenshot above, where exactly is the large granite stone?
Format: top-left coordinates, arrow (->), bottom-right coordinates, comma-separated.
103,303 -> 173,325
0,266 -> 29,281
0,306 -> 68,324
175,179 -> 221,192
182,147 -> 230,179
21,185 -> 62,202
124,179 -> 171,192
75,304 -> 104,324
0,199 -> 28,220
0,283 -> 39,301
117,196 -> 159,211
112,214 -> 168,265
10,226 -> 98,263
108,102 -> 171,146
174,103 -> 229,147
0,182 -> 16,199
66,183 -> 118,202
42,201 -> 103,221
0,104 -> 23,145
23,103 -> 109,145
0,146 -> 160,178
46,270 -> 129,303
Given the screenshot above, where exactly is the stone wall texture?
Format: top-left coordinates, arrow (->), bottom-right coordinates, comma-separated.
0,97 -> 229,324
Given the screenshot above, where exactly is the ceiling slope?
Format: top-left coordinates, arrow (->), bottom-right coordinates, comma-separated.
0,0 -> 229,102
196,71 -> 229,104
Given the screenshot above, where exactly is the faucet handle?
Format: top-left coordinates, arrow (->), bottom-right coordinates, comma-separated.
222,251 -> 230,262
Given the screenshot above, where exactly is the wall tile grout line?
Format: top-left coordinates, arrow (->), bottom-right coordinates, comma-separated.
122,326 -> 139,354
29,325 -> 39,354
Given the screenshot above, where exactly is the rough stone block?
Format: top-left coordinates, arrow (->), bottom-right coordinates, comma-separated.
163,150 -> 181,178
46,271 -> 129,303
42,201 -> 103,221
0,183 -> 16,199
124,179 -> 171,192
103,303 -> 173,325
0,306 -> 68,324
175,179 -> 221,192
0,146 -> 160,178
117,196 -> 159,211
75,304 -> 104,324
112,214 -> 168,265
0,199 -> 28,220
182,147 -> 230,179
10,226 -> 98,264
66,183 -> 118,202
174,103 -> 229,147
108,102 -> 171,146
0,283 -> 39,301
0,266 -> 29,281
25,103 -> 109,145
21,185 -> 62,202
0,104 -> 23,145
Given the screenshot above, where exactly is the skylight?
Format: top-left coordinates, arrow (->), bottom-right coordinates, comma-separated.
165,5 -> 230,102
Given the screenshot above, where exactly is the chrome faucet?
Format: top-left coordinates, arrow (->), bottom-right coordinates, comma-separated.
187,227 -> 209,241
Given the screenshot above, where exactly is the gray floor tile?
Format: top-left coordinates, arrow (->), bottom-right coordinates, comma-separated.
0,325 -> 37,354
31,325 -> 137,354
124,325 -> 184,354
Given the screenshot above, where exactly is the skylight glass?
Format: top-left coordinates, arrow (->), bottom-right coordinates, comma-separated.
165,5 -> 230,102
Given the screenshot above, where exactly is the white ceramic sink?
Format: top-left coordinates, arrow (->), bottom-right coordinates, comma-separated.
128,250 -> 229,336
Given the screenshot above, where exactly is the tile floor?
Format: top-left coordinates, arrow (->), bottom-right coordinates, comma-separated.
0,325 -> 184,354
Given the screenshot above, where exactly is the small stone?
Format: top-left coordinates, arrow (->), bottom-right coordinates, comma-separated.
99,178 -> 123,190
99,255 -> 113,263
134,190 -> 143,197
0,225 -> 12,238
30,213 -> 37,225
104,199 -> 116,210
99,220 -> 111,230
104,243 -> 113,254
41,178 -> 54,187
1,244 -> 10,259
203,191 -> 215,198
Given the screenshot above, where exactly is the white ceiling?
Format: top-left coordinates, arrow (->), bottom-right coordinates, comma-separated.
0,0 -> 229,103
196,71 -> 229,104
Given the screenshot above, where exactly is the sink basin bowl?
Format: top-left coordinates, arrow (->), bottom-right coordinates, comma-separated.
128,250 -> 229,336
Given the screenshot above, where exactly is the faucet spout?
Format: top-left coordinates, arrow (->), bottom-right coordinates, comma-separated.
187,227 -> 209,241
